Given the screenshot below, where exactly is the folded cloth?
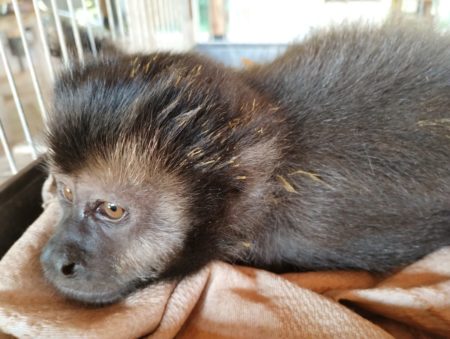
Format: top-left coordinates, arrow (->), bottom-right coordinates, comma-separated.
0,177 -> 449,338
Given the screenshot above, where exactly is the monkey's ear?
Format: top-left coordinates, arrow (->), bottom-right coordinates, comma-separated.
224,139 -> 279,239
236,138 -> 280,185
42,174 -> 58,208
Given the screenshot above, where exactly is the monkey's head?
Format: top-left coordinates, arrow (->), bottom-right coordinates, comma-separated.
40,53 -> 280,305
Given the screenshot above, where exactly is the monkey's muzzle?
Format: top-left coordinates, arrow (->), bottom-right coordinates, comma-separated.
40,223 -> 131,305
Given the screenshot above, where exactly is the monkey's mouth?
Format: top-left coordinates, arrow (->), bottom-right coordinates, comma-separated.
41,267 -> 154,306
55,285 -> 128,305
48,277 -> 152,306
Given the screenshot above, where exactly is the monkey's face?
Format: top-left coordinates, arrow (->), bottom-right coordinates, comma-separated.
40,171 -> 189,305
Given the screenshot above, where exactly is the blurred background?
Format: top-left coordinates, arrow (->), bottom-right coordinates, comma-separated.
0,0 -> 449,183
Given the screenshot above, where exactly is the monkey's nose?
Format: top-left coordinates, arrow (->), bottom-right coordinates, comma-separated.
61,262 -> 79,276
41,242 -> 85,278
57,253 -> 85,277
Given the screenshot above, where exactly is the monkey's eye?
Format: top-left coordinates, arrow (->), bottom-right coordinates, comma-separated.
97,202 -> 125,220
61,185 -> 73,203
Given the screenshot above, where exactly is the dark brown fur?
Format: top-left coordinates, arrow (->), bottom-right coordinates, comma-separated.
41,22 -> 450,305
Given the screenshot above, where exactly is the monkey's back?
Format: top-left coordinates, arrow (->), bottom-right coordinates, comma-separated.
242,23 -> 450,271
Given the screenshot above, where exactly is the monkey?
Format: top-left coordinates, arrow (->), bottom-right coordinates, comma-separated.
40,22 -> 450,305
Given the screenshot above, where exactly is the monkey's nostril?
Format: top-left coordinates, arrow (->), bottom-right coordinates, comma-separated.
61,262 -> 76,276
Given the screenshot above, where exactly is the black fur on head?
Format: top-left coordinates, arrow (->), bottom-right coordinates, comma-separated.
43,51 -> 283,304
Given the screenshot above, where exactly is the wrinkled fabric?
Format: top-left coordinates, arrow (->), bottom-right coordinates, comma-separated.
0,178 -> 449,338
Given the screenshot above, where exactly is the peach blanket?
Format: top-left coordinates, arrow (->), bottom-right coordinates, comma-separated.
0,179 -> 449,338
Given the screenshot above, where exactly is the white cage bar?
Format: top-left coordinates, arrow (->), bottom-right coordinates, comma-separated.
50,0 -> 69,65
32,0 -> 55,81
67,0 -> 84,63
11,0 -> 47,121
115,0 -> 125,38
0,118 -> 17,175
105,0 -> 117,40
0,36 -> 37,160
81,0 -> 98,56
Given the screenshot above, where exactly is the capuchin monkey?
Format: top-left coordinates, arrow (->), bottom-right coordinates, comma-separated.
40,22 -> 450,305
